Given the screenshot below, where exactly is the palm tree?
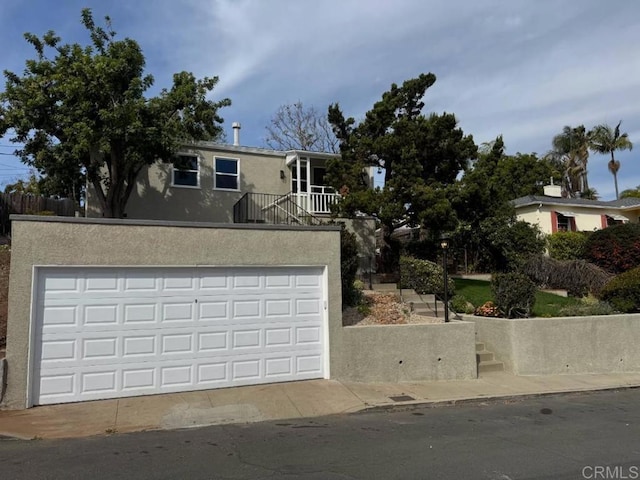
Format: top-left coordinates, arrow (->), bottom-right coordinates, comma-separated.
589,121 -> 633,199
620,185 -> 640,199
550,125 -> 591,197
580,187 -> 599,200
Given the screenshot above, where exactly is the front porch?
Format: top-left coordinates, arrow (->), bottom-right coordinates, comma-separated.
233,151 -> 342,225
287,151 -> 341,215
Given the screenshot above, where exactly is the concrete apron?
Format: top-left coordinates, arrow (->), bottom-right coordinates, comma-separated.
3,373 -> 640,440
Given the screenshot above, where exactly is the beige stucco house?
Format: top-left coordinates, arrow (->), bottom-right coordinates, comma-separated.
86,136 -> 358,224
84,127 -> 376,262
514,184 -> 640,234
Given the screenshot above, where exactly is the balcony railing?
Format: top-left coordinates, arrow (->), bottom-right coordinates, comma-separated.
293,185 -> 341,214
233,192 -> 323,225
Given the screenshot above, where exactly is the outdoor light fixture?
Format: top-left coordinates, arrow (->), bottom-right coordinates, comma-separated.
279,170 -> 286,180
440,234 -> 450,323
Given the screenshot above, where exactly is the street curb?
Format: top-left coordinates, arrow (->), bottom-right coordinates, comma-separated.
355,384 -> 640,414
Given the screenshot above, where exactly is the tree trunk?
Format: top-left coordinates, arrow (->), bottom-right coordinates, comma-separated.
379,223 -> 398,274
611,151 -> 619,200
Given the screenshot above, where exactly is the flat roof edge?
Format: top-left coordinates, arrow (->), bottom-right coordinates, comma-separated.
9,215 -> 342,232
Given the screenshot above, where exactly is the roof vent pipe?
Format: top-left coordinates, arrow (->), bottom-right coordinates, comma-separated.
232,122 -> 241,146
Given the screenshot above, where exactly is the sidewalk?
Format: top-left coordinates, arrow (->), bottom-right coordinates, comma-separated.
2,372 -> 640,440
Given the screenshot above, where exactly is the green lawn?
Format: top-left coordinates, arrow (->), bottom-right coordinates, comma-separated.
453,278 -> 581,317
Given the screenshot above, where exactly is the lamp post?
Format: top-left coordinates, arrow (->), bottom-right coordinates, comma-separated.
440,235 -> 450,323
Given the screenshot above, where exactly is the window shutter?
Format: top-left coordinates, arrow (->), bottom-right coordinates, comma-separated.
551,211 -> 558,233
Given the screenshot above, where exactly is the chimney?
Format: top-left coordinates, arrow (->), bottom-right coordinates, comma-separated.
543,177 -> 562,198
232,122 -> 241,146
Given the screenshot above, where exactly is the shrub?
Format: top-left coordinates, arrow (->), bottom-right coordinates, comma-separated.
547,231 -> 589,261
599,266 -> 640,313
491,272 -> 536,318
341,226 -> 361,308
585,223 -> 640,274
451,295 -> 475,314
522,255 -> 611,298
558,299 -> 615,317
399,256 -> 454,296
473,217 -> 546,273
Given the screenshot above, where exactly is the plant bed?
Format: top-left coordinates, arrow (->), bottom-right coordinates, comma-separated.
343,291 -> 443,326
454,277 -> 584,318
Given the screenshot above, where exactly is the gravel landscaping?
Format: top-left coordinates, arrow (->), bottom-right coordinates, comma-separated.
343,291 -> 443,326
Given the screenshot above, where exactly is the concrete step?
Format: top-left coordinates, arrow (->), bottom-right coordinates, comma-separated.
372,274 -> 399,284
478,360 -> 505,373
401,293 -> 422,303
418,294 -> 437,303
476,350 -> 494,362
371,283 -> 399,292
476,342 -> 485,352
412,305 -> 446,318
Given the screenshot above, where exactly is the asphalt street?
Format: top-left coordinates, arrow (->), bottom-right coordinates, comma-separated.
1,388 -> 640,479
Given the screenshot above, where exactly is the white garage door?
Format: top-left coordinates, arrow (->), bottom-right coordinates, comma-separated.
31,266 -> 327,405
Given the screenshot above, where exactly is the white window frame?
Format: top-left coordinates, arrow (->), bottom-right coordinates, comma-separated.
214,156 -> 240,191
171,153 -> 200,189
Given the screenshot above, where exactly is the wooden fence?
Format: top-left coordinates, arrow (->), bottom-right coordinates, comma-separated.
0,192 -> 76,236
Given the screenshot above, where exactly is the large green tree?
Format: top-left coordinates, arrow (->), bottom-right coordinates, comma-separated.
453,137 -> 546,271
326,73 -> 476,263
0,9 -> 230,217
589,121 -> 633,200
493,152 -> 560,199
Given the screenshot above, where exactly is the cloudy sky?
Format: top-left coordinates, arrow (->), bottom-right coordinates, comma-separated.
1,0 -> 639,199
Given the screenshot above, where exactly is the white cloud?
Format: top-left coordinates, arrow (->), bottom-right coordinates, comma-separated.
1,0 -> 640,199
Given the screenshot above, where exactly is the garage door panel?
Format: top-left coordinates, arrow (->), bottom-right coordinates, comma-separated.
297,354 -> 323,374
33,266 -> 326,405
295,298 -> 322,316
40,304 -> 79,328
36,347 -> 327,404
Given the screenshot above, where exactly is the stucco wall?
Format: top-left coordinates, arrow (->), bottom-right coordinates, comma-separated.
336,217 -> 377,272
517,206 -> 553,234
469,314 -> 640,375
3,217 -> 342,409
86,146 -> 291,222
333,322 -> 477,382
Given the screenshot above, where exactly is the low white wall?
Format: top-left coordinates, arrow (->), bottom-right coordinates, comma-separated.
333,322 -> 477,382
469,314 -> 640,375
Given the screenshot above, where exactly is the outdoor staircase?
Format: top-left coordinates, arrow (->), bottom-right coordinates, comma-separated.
476,342 -> 505,374
371,281 -> 506,378
233,192 -> 323,226
371,282 -> 446,319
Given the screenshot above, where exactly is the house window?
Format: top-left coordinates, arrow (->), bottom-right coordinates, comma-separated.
214,157 -> 239,190
291,164 -> 308,193
313,167 -> 326,186
172,154 -> 199,187
606,215 -> 624,227
556,213 -> 574,232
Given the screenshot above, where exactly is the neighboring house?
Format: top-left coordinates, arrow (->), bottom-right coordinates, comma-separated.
513,184 -> 640,234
